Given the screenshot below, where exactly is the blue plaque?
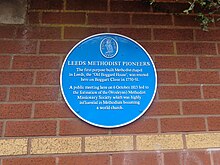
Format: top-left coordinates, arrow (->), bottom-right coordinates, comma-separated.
60,33 -> 157,128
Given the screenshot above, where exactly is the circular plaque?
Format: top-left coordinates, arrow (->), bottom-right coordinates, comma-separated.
60,33 -> 157,128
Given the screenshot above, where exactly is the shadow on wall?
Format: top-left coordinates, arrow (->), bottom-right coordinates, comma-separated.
0,0 -> 26,24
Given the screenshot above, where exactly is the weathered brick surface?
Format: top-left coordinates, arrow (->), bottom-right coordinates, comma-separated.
2,157 -> 56,165
9,87 -> 59,101
212,151 -> 220,165
161,117 -> 206,132
110,0 -> 151,12
147,101 -> 180,116
64,27 -> 107,39
111,118 -> 158,134
34,103 -> 75,118
30,0 -> 64,10
16,27 -> 61,39
88,13 -> 130,25
207,117 -> 220,131
141,42 -> 174,54
176,43 -> 217,55
157,71 -> 176,84
0,56 -> 11,69
5,120 -> 57,137
0,87 -> 7,101
153,29 -> 193,41
0,26 -> 16,39
183,101 -> 220,115
59,119 -> 108,135
0,71 -> 34,85
133,14 -> 172,25
178,71 -> 220,84
199,57 -> 220,69
12,56 -> 60,69
40,41 -> 76,54
0,122 -> 3,136
158,86 -> 201,99
196,29 -> 220,41
110,28 -> 151,40
35,71 -> 60,85
66,0 -> 107,11
0,40 -> 37,54
163,151 -> 211,165
112,153 -> 161,165
203,86 -> 220,99
155,56 -> 197,69
59,155 -> 109,165
0,104 -> 32,119
42,12 -> 86,24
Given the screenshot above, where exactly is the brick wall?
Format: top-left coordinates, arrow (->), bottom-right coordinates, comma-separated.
0,0 -> 220,164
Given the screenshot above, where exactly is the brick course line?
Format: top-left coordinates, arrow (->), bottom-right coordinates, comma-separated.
0,133 -> 220,156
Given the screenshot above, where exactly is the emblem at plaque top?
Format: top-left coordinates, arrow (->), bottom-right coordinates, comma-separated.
100,37 -> 118,59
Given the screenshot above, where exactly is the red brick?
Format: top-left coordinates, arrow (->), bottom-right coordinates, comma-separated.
133,14 -> 172,25
27,12 -> 40,24
0,122 -> 3,136
203,86 -> 220,99
16,27 -> 61,39
161,117 -> 206,132
0,26 -> 16,38
12,56 -> 60,69
0,56 -> 10,69
0,87 -> 7,101
196,29 -> 220,41
42,12 -> 85,24
164,151 -> 211,165
212,151 -> 220,165
154,29 -> 193,41
0,40 -> 37,54
9,87 -> 59,101
158,86 -> 201,99
112,153 -> 161,165
64,27 -> 107,39
147,101 -> 180,116
0,71 -> 33,85
30,0 -> 64,10
36,71 -> 59,85
5,120 -> 57,137
183,101 -> 220,115
208,117 -> 220,131
157,71 -> 176,84
88,13 -> 130,25
176,43 -> 217,55
111,0 -> 151,12
2,157 -> 56,165
199,57 -> 220,69
110,28 -> 151,40
40,41 -> 76,54
112,118 -> 158,134
59,119 -> 108,135
66,0 -> 107,11
0,104 -> 32,119
34,103 -> 75,118
174,15 -> 200,27
155,56 -> 197,69
141,42 -> 174,54
152,2 -> 189,13
178,71 -> 220,84
59,155 -> 109,165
